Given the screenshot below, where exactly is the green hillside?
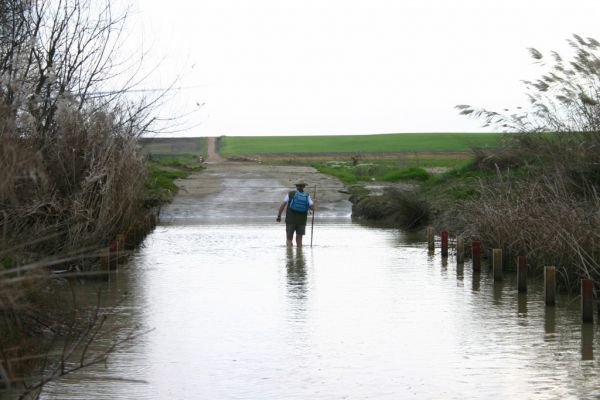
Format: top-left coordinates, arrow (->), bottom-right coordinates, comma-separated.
219,133 -> 501,154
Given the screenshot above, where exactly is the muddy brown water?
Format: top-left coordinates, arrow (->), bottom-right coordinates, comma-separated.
26,163 -> 600,399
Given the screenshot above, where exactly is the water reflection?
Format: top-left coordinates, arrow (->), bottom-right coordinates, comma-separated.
472,271 -> 480,292
427,249 -> 435,261
493,281 -> 503,306
544,306 -> 556,340
581,324 -> 594,361
31,221 -> 600,400
399,230 -> 423,246
517,293 -> 527,317
456,262 -> 464,281
285,248 -> 307,300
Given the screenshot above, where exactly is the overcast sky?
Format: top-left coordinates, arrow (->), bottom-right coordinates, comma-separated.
125,0 -> 600,137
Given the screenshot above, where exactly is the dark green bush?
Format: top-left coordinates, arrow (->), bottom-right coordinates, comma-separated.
392,191 -> 431,230
382,167 -> 431,182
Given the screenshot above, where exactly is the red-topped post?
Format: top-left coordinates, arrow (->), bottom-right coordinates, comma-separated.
109,239 -> 118,271
441,230 -> 449,258
472,240 -> 481,272
581,279 -> 594,323
544,266 -> 556,306
517,256 -> 528,293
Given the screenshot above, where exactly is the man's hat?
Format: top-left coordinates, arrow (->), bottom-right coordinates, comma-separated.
295,181 -> 307,187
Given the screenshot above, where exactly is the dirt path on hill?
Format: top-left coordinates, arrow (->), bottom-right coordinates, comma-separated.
206,137 -> 223,161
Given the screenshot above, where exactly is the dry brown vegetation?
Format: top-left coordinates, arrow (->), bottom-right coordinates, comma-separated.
457,169 -> 600,290
0,0 -> 158,395
456,35 -> 600,289
0,106 -> 146,256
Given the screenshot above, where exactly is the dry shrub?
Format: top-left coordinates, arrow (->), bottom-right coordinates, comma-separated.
352,188 -> 430,230
458,170 -> 600,290
470,146 -> 532,172
0,102 -> 146,256
0,102 -> 148,394
352,195 -> 397,221
0,0 -> 155,393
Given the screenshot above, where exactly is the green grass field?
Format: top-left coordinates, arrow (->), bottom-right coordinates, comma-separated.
219,133 -> 502,155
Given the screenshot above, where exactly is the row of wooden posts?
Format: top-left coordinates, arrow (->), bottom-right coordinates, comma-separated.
426,226 -> 596,324
101,212 -> 158,273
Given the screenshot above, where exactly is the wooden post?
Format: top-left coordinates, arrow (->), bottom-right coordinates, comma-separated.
544,307 -> 556,335
517,256 -> 528,293
1,210 -> 7,241
310,184 -> 317,247
124,229 -> 134,250
116,234 -> 125,261
472,269 -> 480,292
492,248 -> 502,281
456,260 -> 464,279
493,280 -> 503,304
517,293 -> 527,316
544,266 -> 556,306
581,279 -> 594,323
581,324 -> 594,361
472,240 -> 481,272
109,240 -> 118,271
101,247 -> 110,272
456,237 -> 465,264
427,226 -> 435,252
441,230 -> 449,258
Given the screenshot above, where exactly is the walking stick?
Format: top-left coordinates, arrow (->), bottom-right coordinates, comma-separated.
310,185 -> 317,247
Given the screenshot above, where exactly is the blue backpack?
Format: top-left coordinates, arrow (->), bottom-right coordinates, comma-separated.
289,190 -> 310,213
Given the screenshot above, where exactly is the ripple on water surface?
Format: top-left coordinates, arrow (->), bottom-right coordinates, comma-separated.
39,220 -> 600,400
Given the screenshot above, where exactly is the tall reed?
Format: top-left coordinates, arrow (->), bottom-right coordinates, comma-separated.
458,167 -> 600,290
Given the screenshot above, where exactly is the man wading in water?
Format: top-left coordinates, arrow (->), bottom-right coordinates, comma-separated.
276,181 -> 315,247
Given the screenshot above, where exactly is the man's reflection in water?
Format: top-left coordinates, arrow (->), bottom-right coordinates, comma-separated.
286,248 -> 308,301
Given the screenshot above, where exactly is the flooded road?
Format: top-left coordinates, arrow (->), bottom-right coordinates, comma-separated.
39,162 -> 599,399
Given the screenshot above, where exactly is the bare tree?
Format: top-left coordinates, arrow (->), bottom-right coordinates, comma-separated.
0,0 -> 153,250
0,1 -> 160,396
0,0 -> 160,140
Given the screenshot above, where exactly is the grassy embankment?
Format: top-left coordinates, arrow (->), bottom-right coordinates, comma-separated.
220,132 -> 502,230
220,132 -> 499,155
220,132 -> 501,196
219,132 -> 501,178
141,137 -> 207,206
